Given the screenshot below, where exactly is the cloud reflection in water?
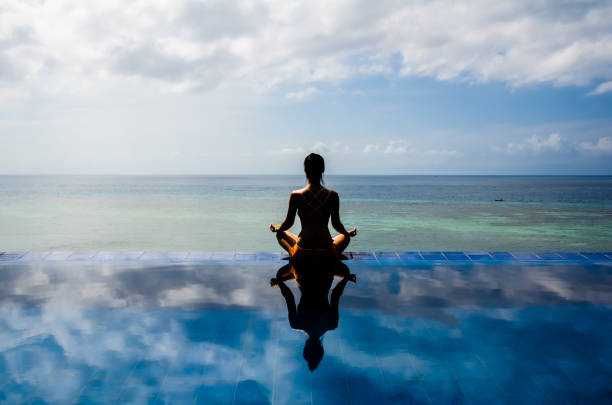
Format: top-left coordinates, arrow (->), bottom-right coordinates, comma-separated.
0,261 -> 610,403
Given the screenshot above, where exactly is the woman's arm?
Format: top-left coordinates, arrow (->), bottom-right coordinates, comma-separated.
270,192 -> 299,233
273,279 -> 299,329
330,192 -> 356,236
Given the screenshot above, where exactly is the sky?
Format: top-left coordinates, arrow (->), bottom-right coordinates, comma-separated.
1,0 -> 612,175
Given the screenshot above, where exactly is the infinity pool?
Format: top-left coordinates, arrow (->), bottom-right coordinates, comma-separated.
0,253 -> 611,404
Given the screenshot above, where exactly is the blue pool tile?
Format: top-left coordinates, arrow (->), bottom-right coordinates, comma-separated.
255,252 -> 282,262
466,253 -> 494,262
499,374 -> 547,403
273,367 -> 312,404
530,373 -> 577,400
140,252 -> 170,261
534,252 -> 562,260
447,359 -> 491,379
76,392 -> 126,404
45,251 -> 73,260
346,374 -> 388,404
153,389 -> 198,405
234,252 -> 259,261
398,252 -> 424,262
511,252 -> 539,260
458,380 -> 512,405
210,252 -> 235,260
422,380 -> 468,405
234,379 -> 270,404
412,359 -> 455,381
381,379 -> 429,405
581,252 -> 611,261
311,376 -> 350,404
80,372 -> 135,400
0,251 -> 25,261
93,251 -> 120,261
421,252 -> 446,261
167,252 -> 189,261
350,252 -> 377,261
116,384 -> 161,403
187,252 -> 212,261
68,251 -> 97,261
194,384 -> 236,405
444,252 -> 469,261
490,252 -> 514,260
374,252 -> 401,263
94,251 -> 144,261
120,251 -> 145,260
556,252 -> 588,261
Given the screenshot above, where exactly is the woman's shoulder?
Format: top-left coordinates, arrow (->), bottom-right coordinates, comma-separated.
290,186 -> 337,198
291,187 -> 308,196
289,188 -> 306,203
325,188 -> 338,198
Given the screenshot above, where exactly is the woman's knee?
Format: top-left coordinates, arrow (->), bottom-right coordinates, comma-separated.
334,233 -> 350,251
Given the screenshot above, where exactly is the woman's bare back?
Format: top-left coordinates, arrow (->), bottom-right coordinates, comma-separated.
294,185 -> 337,249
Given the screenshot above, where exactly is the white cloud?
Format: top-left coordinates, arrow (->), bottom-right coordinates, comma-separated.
425,149 -> 459,157
2,0 -> 612,96
363,140 -> 411,155
323,142 -> 352,155
499,133 -> 562,154
362,144 -> 381,154
270,142 -> 351,156
285,87 -> 319,102
362,140 -> 459,158
587,81 -> 612,96
311,142 -> 328,154
384,140 -> 411,155
269,146 -> 306,155
579,136 -> 612,153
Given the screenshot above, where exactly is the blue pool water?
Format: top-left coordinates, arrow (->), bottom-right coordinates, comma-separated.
0,254 -> 611,404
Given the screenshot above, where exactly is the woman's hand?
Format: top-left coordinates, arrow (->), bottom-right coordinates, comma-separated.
348,227 -> 357,237
270,224 -> 279,233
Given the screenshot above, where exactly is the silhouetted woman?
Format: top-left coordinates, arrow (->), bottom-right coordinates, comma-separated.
270,153 -> 357,259
271,261 -> 356,370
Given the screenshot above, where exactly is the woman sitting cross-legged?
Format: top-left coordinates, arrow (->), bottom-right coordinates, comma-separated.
270,153 -> 357,259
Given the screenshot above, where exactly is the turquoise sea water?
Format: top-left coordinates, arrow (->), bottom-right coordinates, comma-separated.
0,175 -> 611,251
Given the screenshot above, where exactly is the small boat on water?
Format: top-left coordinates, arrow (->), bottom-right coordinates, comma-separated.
494,198 -> 505,202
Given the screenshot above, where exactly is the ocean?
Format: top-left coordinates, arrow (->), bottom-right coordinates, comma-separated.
0,175 -> 611,251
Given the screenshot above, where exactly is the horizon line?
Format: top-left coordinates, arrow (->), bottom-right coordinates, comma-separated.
1,173 -> 611,177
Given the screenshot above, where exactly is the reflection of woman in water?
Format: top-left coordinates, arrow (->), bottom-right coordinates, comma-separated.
270,153 -> 357,259
271,261 -> 356,371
